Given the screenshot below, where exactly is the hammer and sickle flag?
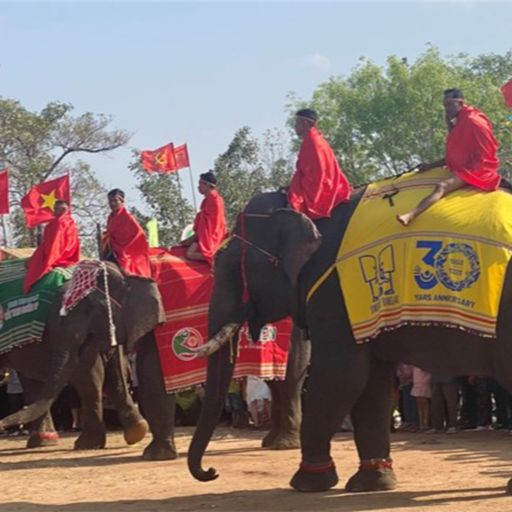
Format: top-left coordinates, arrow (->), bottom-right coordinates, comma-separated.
21,175 -> 71,228
140,143 -> 177,174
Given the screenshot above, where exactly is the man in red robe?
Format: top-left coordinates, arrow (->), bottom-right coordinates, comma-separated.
102,189 -> 151,278
182,172 -> 226,265
397,88 -> 500,226
24,200 -> 80,293
288,108 -> 351,220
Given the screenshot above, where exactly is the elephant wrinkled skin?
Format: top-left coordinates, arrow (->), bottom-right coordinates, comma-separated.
0,263 -> 162,451
187,189 -> 512,495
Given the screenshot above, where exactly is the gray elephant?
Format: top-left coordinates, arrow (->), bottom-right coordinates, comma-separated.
0,263 -> 163,455
187,189 -> 512,494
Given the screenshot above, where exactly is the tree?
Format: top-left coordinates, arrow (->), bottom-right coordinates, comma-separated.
289,46 -> 512,185
212,127 -> 294,225
129,154 -> 195,246
0,97 -> 130,253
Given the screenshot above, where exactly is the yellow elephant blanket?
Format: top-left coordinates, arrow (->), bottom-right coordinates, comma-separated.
307,168 -> 512,342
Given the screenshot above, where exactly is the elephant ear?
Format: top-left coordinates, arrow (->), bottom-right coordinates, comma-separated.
122,277 -> 165,351
273,209 -> 322,286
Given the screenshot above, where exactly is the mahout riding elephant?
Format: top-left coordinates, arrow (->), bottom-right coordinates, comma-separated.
0,260 -> 309,460
0,262 -> 162,452
187,188 -> 512,494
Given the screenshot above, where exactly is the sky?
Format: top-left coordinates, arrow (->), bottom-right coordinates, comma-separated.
1,0 -> 511,212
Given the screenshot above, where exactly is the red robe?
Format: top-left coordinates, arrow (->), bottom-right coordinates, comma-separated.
445,105 -> 500,191
24,212 -> 80,293
105,206 -> 151,278
288,126 -> 351,220
193,190 -> 227,265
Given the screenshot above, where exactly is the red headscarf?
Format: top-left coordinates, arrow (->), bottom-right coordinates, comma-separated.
193,189 -> 227,265
445,105 -> 500,191
24,212 -> 80,293
105,206 -> 151,278
288,126 -> 351,219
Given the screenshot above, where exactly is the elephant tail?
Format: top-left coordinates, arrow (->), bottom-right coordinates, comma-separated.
187,342 -> 237,482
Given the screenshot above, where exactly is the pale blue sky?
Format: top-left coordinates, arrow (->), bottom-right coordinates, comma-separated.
1,1 -> 511,210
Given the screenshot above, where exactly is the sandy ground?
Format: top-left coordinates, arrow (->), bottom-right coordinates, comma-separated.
1,427 -> 512,512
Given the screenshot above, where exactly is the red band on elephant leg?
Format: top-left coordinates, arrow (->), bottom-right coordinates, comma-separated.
299,460 -> 335,474
38,432 -> 60,441
359,458 -> 393,471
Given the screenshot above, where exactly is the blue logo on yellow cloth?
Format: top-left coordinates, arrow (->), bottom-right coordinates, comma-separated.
414,241 -> 480,292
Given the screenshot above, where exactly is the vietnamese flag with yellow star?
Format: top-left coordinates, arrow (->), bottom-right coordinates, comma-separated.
21,175 -> 71,228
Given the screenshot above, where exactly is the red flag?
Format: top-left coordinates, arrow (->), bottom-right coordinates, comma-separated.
501,79 -> 512,108
0,169 -> 8,215
174,144 -> 190,170
140,143 -> 177,174
21,175 -> 71,228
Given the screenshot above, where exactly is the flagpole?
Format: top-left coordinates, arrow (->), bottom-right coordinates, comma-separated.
1,215 -> 8,247
174,171 -> 186,227
187,166 -> 198,211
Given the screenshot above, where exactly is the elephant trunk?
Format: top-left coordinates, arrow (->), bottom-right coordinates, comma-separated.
188,334 -> 239,481
0,343 -> 79,431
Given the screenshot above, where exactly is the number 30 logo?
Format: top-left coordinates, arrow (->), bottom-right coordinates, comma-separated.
414,241 -> 480,292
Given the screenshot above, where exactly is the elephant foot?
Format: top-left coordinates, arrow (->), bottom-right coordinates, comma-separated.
26,432 -> 60,448
74,432 -> 107,450
290,460 -> 339,492
142,440 -> 178,461
123,419 -> 149,445
270,433 -> 300,450
506,478 -> 512,494
261,430 -> 279,448
345,459 -> 397,492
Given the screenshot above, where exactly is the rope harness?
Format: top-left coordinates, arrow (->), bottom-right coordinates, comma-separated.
235,212 -> 280,304
100,261 -> 118,347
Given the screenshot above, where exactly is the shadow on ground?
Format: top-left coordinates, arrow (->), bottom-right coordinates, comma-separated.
0,486 -> 509,512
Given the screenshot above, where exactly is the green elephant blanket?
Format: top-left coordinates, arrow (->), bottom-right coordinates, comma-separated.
0,258 -> 73,354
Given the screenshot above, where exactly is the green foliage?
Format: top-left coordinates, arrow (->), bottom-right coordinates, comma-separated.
0,97 -> 130,251
129,153 -> 195,246
289,46 -> 512,185
213,127 -> 293,225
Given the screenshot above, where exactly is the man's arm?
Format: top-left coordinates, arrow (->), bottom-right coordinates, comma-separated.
185,242 -> 207,261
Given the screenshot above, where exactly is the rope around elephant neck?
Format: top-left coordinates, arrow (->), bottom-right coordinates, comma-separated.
100,261 -> 118,347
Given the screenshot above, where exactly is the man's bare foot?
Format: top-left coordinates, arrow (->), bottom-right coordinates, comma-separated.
396,213 -> 413,226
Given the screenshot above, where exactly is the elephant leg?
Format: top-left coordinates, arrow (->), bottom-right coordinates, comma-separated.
345,359 -> 397,492
104,346 -> 148,445
137,333 -> 178,461
265,326 -> 310,450
290,337 -> 369,491
72,345 -> 107,450
490,368 -> 512,494
262,380 -> 282,448
19,376 -> 60,448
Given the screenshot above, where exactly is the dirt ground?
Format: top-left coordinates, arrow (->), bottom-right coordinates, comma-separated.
1,427 -> 512,512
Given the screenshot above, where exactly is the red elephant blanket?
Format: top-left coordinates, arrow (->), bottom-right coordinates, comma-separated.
149,247 -> 291,392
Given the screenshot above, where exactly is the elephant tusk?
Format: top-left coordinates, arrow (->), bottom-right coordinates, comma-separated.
197,323 -> 241,357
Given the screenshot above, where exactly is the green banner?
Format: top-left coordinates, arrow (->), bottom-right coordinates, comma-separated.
146,218 -> 160,248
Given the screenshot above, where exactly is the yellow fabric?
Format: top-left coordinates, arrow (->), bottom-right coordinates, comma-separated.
308,168 -> 512,342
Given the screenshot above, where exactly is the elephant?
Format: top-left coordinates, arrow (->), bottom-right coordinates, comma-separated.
0,262 -> 162,453
187,188 -> 512,494
0,259 -> 309,460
